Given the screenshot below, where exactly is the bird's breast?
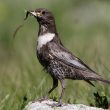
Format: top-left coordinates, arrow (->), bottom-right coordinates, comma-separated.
36,40 -> 54,68
37,33 -> 55,51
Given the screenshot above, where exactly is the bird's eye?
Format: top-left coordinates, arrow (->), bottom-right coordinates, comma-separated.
42,11 -> 46,15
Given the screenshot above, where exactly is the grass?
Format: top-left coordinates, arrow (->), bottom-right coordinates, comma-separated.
0,0 -> 110,109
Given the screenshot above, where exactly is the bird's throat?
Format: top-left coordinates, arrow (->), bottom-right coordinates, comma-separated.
41,25 -> 47,33
37,23 -> 58,50
38,23 -> 57,36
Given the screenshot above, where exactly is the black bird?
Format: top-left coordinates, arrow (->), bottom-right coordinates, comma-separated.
26,8 -> 110,106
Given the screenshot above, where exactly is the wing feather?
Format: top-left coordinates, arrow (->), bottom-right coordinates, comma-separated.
48,42 -> 110,84
48,42 -> 93,72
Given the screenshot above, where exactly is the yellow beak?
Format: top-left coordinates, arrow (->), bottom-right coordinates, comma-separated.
30,11 -> 41,17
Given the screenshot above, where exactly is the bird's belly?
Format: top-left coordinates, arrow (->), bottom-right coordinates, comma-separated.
36,46 -> 51,68
36,52 -> 50,69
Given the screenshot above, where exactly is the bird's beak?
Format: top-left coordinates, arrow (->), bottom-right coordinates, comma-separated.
24,10 -> 41,20
30,11 -> 41,17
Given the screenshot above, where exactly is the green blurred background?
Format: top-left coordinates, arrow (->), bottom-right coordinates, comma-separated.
0,0 -> 110,109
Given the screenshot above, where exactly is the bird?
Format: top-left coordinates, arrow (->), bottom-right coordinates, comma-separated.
25,8 -> 110,107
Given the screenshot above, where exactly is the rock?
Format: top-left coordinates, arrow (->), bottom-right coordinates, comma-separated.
23,99 -> 104,110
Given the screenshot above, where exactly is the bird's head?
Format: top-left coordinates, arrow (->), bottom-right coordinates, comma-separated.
26,8 -> 55,26
24,8 -> 57,34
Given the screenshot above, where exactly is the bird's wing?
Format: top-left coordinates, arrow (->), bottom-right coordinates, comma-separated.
48,42 -> 95,72
48,42 -> 110,84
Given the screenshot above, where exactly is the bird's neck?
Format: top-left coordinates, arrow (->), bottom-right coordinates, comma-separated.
38,23 -> 57,36
37,23 -> 63,50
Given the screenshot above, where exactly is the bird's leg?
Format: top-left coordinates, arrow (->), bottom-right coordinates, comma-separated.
38,77 -> 58,102
50,79 -> 65,107
45,77 -> 58,99
58,79 -> 65,106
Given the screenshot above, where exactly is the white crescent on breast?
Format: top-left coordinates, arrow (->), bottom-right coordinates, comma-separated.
37,33 -> 55,50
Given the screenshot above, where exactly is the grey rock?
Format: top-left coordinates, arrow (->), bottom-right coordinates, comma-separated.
23,100 -> 104,110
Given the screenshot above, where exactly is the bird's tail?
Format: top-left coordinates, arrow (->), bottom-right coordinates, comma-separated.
85,71 -> 110,85
88,74 -> 110,85
95,78 -> 110,84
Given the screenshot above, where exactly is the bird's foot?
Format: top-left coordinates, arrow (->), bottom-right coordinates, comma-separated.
47,101 -> 62,107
